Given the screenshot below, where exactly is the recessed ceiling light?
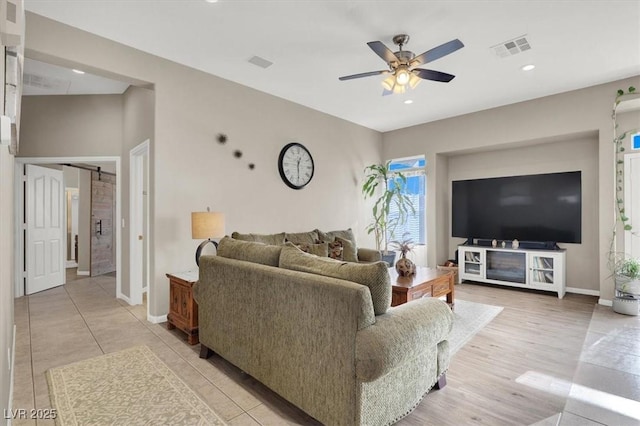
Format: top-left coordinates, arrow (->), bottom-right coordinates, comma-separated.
205,0 -> 218,3
404,99 -> 413,105
72,69 -> 85,74
521,64 -> 535,71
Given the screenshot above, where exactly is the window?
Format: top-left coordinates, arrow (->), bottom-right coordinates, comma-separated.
388,156 -> 426,244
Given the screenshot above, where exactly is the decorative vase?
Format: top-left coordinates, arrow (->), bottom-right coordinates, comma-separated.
501,241 -> 506,248
395,256 -> 416,277
492,239 -> 497,248
512,239 -> 519,249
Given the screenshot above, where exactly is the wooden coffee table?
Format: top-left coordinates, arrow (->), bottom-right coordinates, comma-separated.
389,266 -> 455,308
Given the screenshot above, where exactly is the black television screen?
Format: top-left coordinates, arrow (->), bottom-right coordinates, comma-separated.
452,171 -> 582,243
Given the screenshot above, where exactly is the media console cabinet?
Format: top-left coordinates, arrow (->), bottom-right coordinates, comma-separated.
458,245 -> 566,298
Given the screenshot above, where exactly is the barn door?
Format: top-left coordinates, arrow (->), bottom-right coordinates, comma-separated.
26,164 -> 64,294
91,170 -> 116,276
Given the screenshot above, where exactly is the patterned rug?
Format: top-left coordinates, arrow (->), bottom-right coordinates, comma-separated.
449,299 -> 503,355
47,345 -> 227,426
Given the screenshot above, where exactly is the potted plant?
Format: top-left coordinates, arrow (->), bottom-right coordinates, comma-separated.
362,161 -> 415,266
390,233 -> 416,276
614,256 -> 640,297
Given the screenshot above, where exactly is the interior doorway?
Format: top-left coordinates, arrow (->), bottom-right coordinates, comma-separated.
14,156 -> 122,299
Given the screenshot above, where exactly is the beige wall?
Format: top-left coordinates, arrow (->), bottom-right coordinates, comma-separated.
23,12 -> 382,319
383,76 -> 640,301
19,94 -> 123,157
446,136 -> 599,292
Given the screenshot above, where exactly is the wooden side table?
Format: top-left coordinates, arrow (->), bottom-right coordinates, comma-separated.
166,270 -> 199,345
389,267 -> 455,308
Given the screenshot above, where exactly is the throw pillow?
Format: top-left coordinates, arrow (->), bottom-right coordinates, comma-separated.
315,228 -> 356,245
231,231 -> 286,246
217,236 -> 283,267
296,241 -> 329,257
336,236 -> 358,263
279,244 -> 391,315
284,230 -> 319,245
327,240 -> 344,260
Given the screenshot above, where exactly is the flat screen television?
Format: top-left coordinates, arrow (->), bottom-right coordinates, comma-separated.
452,171 -> 582,244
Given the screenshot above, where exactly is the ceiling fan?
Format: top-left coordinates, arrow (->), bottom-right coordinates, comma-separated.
339,34 -> 464,96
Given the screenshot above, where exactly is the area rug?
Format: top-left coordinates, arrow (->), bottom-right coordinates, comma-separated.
449,299 -> 503,355
46,345 -> 227,426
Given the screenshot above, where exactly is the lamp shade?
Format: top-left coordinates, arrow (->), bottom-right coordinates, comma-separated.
191,212 -> 225,239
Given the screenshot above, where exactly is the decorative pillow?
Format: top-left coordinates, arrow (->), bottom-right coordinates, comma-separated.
279,244 -> 391,315
295,242 -> 329,257
327,240 -> 344,260
284,230 -> 319,245
231,231 -> 285,246
217,236 -> 282,267
336,236 -> 358,263
316,228 -> 356,245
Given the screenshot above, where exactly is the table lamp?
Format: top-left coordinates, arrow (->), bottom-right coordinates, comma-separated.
191,209 -> 225,266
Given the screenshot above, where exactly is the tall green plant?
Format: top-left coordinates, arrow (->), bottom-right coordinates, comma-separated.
609,86 -> 640,276
362,161 -> 415,253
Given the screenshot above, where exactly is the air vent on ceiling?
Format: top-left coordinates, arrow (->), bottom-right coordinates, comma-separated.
23,73 -> 71,92
492,35 -> 531,58
248,55 -> 273,69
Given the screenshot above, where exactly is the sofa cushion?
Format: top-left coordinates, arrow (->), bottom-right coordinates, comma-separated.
217,236 -> 282,267
315,228 -> 355,243
231,231 -> 285,246
285,230 -> 319,245
295,242 -> 329,257
279,243 -> 391,315
336,236 -> 358,262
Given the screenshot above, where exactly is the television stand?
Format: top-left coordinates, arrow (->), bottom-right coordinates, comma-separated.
458,245 -> 566,298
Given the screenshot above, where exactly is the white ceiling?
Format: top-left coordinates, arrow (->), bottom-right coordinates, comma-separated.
24,1 -> 640,132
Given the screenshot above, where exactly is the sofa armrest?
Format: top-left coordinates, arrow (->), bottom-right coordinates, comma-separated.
355,298 -> 453,382
357,247 -> 382,263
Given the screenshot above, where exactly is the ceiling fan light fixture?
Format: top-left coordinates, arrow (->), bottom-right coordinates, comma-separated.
408,72 -> 421,89
381,75 -> 396,91
393,83 -> 406,95
395,67 -> 410,86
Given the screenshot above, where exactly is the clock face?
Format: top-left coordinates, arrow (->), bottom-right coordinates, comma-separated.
278,142 -> 314,190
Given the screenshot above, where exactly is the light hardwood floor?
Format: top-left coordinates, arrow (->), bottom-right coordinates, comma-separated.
12,276 -> 603,425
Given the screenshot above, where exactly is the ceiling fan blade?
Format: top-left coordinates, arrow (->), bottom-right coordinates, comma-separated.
367,41 -> 400,64
413,69 -> 456,82
382,88 -> 394,96
338,70 -> 388,81
412,39 -> 464,66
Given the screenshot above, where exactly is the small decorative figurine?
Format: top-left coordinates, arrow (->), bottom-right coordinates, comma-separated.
492,239 -> 497,248
501,241 -> 506,248
512,239 -> 519,249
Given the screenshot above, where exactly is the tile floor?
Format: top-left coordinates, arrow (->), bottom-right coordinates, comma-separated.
531,305 -> 640,426
10,273 -> 640,426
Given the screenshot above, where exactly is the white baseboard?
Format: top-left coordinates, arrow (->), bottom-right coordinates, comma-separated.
117,292 -> 132,305
76,270 -> 90,276
147,314 -> 167,324
598,298 -> 613,307
65,261 -> 78,268
566,287 -> 600,297
8,324 -> 16,426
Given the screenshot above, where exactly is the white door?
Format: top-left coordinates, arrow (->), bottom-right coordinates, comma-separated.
26,164 -> 65,294
625,153 -> 640,259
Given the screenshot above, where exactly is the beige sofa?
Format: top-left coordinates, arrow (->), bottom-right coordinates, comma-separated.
194,237 -> 453,426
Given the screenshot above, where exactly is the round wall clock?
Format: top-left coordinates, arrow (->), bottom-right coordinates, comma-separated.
278,142 -> 314,190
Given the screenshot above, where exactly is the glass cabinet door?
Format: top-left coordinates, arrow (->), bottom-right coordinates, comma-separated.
529,254 -> 555,285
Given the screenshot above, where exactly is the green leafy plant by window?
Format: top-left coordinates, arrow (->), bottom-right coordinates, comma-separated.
362,161 -> 415,254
